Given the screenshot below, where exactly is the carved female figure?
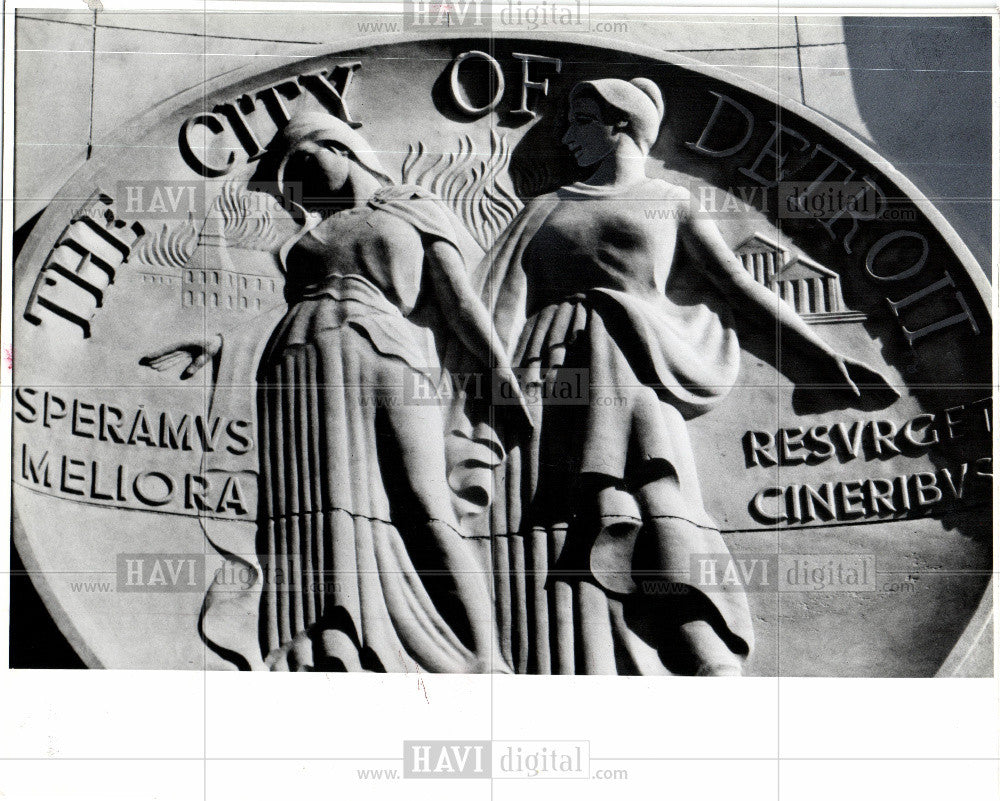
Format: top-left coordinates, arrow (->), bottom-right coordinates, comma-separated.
478,78 -> 895,675
145,112 -> 519,673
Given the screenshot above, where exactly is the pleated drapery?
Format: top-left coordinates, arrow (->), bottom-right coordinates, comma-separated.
257,313 -> 480,673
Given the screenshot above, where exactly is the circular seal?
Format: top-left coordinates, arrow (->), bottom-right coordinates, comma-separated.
13,32 -> 991,675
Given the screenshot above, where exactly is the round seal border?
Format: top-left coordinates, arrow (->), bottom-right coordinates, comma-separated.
12,28 -> 993,674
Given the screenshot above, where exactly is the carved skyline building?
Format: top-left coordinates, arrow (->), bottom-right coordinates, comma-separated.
735,233 -> 866,323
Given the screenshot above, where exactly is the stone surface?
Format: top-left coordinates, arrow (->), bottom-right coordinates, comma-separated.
13,14 -> 93,229
13,12 -> 993,275
10,23 -> 992,677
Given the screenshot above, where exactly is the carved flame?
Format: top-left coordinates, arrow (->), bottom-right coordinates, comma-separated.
131,219 -> 198,270
402,130 -> 523,250
215,179 -> 284,252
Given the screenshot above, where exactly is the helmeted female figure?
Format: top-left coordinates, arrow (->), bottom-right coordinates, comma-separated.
145,112 -> 522,673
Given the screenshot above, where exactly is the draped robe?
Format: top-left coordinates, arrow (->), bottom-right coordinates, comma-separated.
462,178 -> 755,674
199,185 -> 501,672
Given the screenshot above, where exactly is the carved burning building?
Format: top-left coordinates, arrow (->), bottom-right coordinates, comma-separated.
180,232 -> 279,313
131,180 -> 286,313
735,233 -> 865,323
181,183 -> 284,312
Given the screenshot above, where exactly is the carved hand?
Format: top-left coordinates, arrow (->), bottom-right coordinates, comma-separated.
139,334 -> 223,379
822,352 -> 901,402
495,363 -> 535,432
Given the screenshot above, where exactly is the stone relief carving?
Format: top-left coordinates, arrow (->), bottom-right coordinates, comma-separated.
23,192 -> 144,339
454,77 -> 897,675
401,131 -> 523,250
13,38 -> 991,677
130,178 -> 291,312
135,78 -> 896,676
734,233 -> 866,324
143,112 -> 527,672
133,220 -> 199,271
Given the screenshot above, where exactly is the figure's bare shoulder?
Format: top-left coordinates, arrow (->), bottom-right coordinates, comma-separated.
640,180 -> 693,229
645,178 -> 692,203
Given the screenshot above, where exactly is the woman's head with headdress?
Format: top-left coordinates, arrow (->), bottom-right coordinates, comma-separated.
564,77 -> 665,164
250,111 -> 393,211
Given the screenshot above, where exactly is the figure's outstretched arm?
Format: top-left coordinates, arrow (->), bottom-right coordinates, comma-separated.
139,301 -> 285,380
426,239 -> 533,427
140,335 -> 223,379
682,214 -> 898,399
